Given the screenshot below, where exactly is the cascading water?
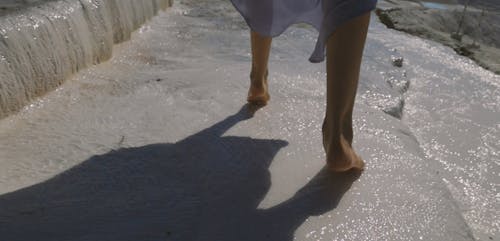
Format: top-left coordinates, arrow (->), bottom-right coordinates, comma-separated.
0,0 -> 172,119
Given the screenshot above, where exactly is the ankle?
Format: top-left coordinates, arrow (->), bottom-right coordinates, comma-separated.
322,117 -> 342,138
250,68 -> 268,80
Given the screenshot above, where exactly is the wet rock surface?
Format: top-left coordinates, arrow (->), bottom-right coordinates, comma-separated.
0,0 -> 498,240
0,0 -> 171,119
375,0 -> 500,74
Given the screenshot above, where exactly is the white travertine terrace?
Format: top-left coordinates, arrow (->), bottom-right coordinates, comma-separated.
0,0 -> 172,119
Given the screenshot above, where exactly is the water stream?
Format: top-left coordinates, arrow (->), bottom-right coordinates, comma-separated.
0,0 -> 171,119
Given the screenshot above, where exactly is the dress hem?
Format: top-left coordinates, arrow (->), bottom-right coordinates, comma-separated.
229,0 -> 378,63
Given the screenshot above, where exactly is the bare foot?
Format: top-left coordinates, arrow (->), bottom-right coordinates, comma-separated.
323,119 -> 365,172
247,75 -> 270,106
325,136 -> 365,172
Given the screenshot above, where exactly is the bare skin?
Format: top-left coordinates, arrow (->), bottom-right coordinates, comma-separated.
247,31 -> 272,106
248,13 -> 371,172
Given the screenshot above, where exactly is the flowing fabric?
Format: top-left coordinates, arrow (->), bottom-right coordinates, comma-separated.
230,0 -> 378,63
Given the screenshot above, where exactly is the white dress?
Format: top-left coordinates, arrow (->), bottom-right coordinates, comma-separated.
230,0 -> 378,62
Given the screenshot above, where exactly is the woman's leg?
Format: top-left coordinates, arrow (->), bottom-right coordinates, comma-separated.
323,12 -> 371,172
248,30 -> 272,105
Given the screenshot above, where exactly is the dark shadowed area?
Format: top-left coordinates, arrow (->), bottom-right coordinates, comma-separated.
0,105 -> 361,241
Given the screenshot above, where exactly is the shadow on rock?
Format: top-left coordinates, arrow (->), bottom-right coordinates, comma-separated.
0,105 -> 361,241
